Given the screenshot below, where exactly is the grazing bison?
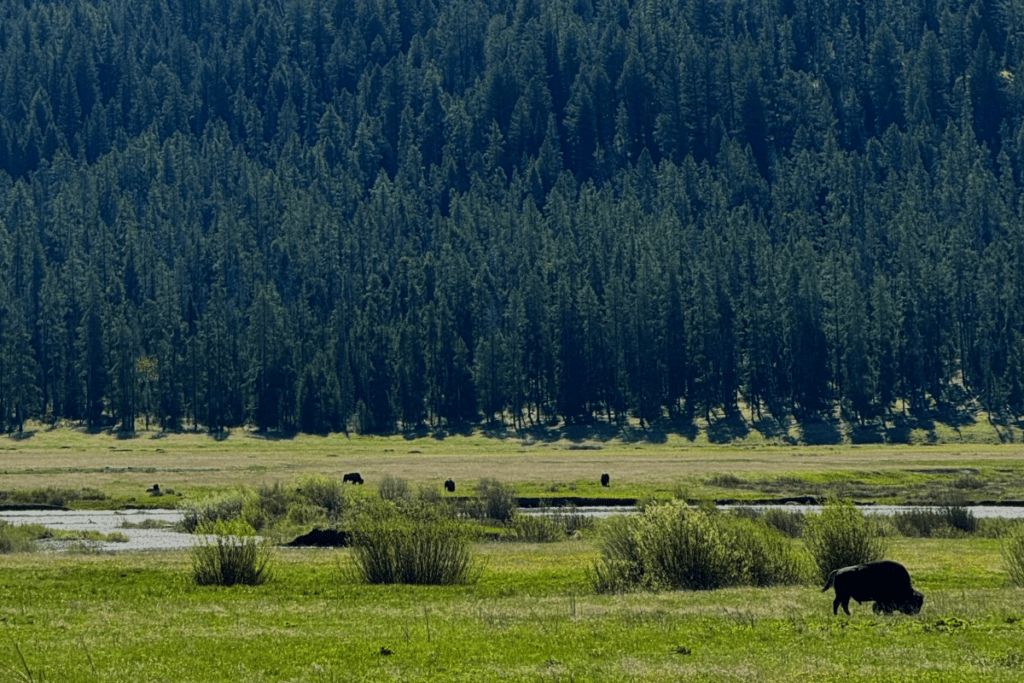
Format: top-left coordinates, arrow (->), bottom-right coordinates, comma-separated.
822,560 -> 924,616
342,472 -> 364,485
444,478 -> 456,493
600,473 -> 610,487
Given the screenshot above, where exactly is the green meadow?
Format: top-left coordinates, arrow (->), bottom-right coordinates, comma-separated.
2,426 -> 1024,681
0,539 -> 1022,682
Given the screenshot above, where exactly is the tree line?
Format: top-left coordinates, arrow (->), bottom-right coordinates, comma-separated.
0,0 -> 1023,434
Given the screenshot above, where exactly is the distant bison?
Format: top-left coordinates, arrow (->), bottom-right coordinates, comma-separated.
342,472 -> 364,485
822,560 -> 924,616
444,478 -> 455,493
600,473 -> 610,487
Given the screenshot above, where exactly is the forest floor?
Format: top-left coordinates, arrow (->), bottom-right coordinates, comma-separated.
2,408 -> 1023,507
0,537 -> 1021,682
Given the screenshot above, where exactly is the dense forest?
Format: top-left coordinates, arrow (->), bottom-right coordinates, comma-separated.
0,0 -> 1023,436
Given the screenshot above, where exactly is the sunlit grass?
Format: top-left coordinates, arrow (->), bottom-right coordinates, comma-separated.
0,538 -> 1021,682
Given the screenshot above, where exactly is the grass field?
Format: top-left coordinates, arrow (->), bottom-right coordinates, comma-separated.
3,425 -> 1024,681
2,422 -> 1024,506
0,539 -> 1022,682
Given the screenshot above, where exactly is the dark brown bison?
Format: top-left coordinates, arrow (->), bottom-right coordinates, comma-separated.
342,472 -> 364,485
600,473 -> 610,487
444,478 -> 455,493
822,560 -> 924,615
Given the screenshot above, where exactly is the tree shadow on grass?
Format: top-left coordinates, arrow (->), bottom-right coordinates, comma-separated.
796,418 -> 843,445
750,414 -> 792,442
707,412 -> 750,444
246,429 -> 297,441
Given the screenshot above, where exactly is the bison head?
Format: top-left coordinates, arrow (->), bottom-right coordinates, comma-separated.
902,589 -> 924,615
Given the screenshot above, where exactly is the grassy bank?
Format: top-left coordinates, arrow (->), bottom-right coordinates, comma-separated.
0,539 -> 1021,682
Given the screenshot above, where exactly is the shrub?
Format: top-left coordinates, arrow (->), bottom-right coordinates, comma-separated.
803,500 -> 888,582
726,517 -> 812,586
296,475 -> 348,520
943,504 -> 977,533
589,515 -> 648,593
636,501 -> 740,591
508,513 -> 564,542
591,501 -> 807,593
351,517 -> 477,585
468,479 -> 516,523
378,475 -> 413,504
191,520 -> 273,587
178,491 -> 247,533
0,522 -> 36,553
549,506 -> 595,535
1002,526 -> 1024,587
762,509 -> 805,538
241,482 -> 296,532
892,508 -> 949,538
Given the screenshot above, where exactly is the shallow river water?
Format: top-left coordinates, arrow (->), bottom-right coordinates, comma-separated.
0,509 -> 192,552
5,504 -> 1024,552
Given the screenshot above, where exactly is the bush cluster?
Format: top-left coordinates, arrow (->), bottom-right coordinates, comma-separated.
893,505 -> 978,538
590,500 -> 810,593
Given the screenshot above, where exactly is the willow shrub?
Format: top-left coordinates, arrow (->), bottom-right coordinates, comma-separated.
351,517 -> 477,585
0,521 -> 36,553
803,499 -> 888,582
191,520 -> 274,587
591,501 -> 809,593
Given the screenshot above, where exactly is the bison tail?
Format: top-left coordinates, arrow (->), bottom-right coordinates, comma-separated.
821,570 -> 837,592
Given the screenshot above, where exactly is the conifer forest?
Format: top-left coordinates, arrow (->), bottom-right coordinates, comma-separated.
1,0 -> 1023,435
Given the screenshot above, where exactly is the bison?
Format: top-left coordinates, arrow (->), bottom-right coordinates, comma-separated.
600,473 -> 610,487
342,472 -> 364,485
822,560 -> 924,616
444,478 -> 456,493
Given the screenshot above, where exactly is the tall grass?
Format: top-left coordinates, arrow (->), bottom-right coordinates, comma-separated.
803,499 -> 888,582
1001,526 -> 1024,587
351,517 -> 477,585
190,520 -> 273,587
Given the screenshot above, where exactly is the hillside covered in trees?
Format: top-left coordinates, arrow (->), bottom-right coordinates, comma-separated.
0,0 -> 1023,436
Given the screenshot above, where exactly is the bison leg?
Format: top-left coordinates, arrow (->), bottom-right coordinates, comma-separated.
834,597 -> 850,615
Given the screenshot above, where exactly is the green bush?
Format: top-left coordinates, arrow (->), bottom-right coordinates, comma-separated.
467,478 -> 516,523
591,501 -> 809,593
241,482 -> 296,532
0,522 -> 36,553
892,505 -> 978,537
191,520 -> 273,587
1002,526 -> 1024,587
378,475 -> 412,504
351,517 -> 477,585
296,475 -> 348,520
508,513 -> 564,542
943,504 -> 977,533
178,491 -> 247,533
762,508 -> 805,538
803,500 -> 888,582
726,517 -> 812,587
